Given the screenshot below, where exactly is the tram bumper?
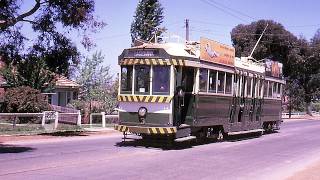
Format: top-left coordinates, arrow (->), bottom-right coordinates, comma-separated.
114,124 -> 177,135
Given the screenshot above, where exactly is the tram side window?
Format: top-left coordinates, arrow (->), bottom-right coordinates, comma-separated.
263,80 -> 268,97
135,65 -> 150,94
225,73 -> 232,94
121,66 -> 133,93
252,78 -> 257,98
209,70 -> 217,93
273,82 -> 278,98
277,83 -> 282,98
247,77 -> 252,97
259,80 -> 263,98
217,71 -> 225,93
153,66 -> 170,95
268,82 -> 273,98
199,68 -> 208,92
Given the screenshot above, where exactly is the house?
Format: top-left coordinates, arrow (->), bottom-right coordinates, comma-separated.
46,76 -> 81,107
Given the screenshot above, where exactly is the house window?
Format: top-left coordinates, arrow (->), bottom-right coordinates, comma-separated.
67,92 -> 71,104
48,94 -> 52,104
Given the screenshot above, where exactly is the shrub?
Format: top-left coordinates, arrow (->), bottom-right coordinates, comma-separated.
4,86 -> 51,113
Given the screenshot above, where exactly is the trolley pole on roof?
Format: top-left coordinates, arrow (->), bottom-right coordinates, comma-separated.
185,19 -> 190,41
249,23 -> 268,58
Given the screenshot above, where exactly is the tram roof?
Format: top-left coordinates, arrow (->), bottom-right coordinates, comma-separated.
131,42 -> 199,58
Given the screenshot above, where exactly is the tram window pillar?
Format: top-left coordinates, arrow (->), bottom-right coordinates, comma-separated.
132,65 -> 135,95
150,65 -> 153,95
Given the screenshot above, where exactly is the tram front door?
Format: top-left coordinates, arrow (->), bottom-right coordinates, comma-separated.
174,67 -> 195,127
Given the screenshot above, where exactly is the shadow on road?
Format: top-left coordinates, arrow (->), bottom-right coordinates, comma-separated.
115,131 -> 280,150
40,131 -> 88,137
0,144 -> 35,154
115,137 -> 219,150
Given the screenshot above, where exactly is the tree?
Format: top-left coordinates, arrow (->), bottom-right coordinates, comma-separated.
231,21 -> 320,115
1,0 -> 105,76
4,86 -> 50,113
231,20 -> 297,77
70,51 -> 117,116
130,0 -> 164,44
1,56 -> 55,90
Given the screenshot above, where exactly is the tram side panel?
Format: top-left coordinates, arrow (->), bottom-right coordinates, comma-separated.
195,94 -> 233,130
261,99 -> 282,126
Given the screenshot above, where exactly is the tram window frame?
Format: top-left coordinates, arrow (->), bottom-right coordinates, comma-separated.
217,71 -> 225,93
152,66 -> 170,95
120,65 -> 133,94
209,70 -> 217,93
225,73 -> 232,94
273,82 -> 278,98
277,83 -> 282,99
199,68 -> 208,92
134,65 -> 151,95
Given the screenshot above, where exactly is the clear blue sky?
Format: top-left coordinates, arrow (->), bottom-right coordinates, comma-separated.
21,0 -> 320,77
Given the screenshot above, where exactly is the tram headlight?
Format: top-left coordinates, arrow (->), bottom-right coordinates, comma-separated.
138,107 -> 147,117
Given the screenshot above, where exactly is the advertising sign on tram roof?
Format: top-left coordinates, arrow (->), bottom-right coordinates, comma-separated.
200,37 -> 235,66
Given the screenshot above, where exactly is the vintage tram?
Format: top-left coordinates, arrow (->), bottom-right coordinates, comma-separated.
114,37 -> 285,141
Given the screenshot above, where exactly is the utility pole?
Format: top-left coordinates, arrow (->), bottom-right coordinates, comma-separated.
185,19 -> 189,41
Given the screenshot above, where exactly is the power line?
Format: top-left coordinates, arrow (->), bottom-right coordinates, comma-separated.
207,0 -> 256,21
200,0 -> 250,23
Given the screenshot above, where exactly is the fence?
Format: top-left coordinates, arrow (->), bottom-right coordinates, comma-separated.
88,112 -> 118,128
0,111 -> 81,132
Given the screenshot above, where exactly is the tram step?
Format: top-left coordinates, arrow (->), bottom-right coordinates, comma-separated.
227,129 -> 264,136
174,136 -> 196,142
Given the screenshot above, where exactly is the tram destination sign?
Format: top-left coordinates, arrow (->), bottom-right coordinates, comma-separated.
200,37 -> 235,66
128,49 -> 159,57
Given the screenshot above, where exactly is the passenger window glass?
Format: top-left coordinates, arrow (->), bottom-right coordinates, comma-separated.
241,76 -> 246,97
135,65 -> 150,94
225,73 -> 232,94
209,70 -> 217,93
217,71 -> 225,93
268,82 -> 273,98
273,83 -> 278,98
199,68 -> 208,92
247,77 -> 252,97
277,83 -> 281,98
153,66 -> 170,95
121,66 -> 133,93
259,80 -> 263,98
263,81 -> 268,97
252,78 -> 257,98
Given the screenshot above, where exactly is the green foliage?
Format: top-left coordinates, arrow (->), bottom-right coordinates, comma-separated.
1,57 -> 55,90
71,51 -> 117,114
130,0 -> 164,43
232,20 -> 320,115
4,86 -> 51,113
0,0 -> 105,76
231,19 -> 297,77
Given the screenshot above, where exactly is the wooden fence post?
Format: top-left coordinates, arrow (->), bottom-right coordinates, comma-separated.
41,112 -> 46,127
54,112 -> 59,130
77,110 -> 81,127
101,112 -> 106,128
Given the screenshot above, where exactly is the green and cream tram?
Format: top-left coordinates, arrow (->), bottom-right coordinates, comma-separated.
115,37 -> 285,141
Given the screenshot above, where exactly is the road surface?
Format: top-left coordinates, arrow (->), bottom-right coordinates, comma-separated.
1,119 -> 320,180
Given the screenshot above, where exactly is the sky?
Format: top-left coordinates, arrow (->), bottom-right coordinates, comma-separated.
20,0 -> 320,77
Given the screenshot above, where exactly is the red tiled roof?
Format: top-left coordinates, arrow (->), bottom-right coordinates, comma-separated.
55,76 -> 81,89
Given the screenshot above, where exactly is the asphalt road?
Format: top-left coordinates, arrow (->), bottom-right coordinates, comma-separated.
1,119 -> 320,180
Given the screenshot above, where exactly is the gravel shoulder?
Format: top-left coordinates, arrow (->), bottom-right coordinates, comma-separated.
286,160 -> 320,180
